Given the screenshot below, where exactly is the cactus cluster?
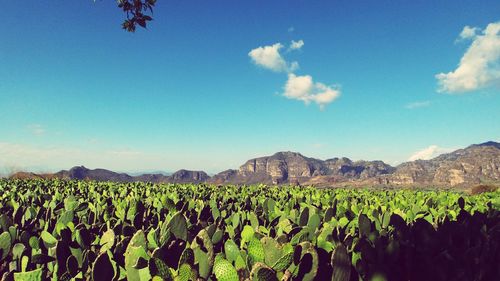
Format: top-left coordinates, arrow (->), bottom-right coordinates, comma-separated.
0,179 -> 498,280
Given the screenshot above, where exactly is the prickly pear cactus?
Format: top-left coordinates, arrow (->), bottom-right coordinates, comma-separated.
167,212 -> 188,241
261,237 -> 283,267
224,239 -> 240,263
331,244 -> 351,281
13,268 -> 43,281
296,242 -> 318,281
191,229 -> 214,279
149,257 -> 173,280
271,252 -> 293,272
214,254 -> 239,281
177,263 -> 195,281
92,252 -> 115,281
99,228 -> 115,253
0,231 -> 12,261
178,247 -> 195,268
248,237 -> 265,268
125,230 -> 150,280
250,262 -> 278,281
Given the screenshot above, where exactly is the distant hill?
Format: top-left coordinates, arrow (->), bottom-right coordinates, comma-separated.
208,151 -> 394,185
378,142 -> 500,186
50,166 -> 208,184
55,166 -> 134,182
6,141 -> 500,188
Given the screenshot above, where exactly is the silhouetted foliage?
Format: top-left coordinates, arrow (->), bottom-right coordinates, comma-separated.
117,0 -> 156,32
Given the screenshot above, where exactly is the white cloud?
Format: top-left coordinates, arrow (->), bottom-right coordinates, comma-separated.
289,40 -> 304,51
459,26 -> 479,40
408,145 -> 454,161
288,26 -> 295,33
248,43 -> 299,73
405,100 -> 431,109
283,73 -> 341,109
436,22 -> 500,93
27,124 -> 45,136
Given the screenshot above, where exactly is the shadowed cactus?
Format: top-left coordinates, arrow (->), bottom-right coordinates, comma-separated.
295,242 -> 318,281
92,252 -> 115,281
331,244 -> 350,281
149,257 -> 173,280
250,262 -> 278,281
178,247 -> 195,268
0,179 -> 498,280
191,229 -> 214,279
125,230 -> 150,280
358,214 -> 371,238
299,207 -> 309,227
271,252 -> 293,272
167,212 -> 188,242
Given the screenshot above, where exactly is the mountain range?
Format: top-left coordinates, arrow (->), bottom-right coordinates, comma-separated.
7,141 -> 500,188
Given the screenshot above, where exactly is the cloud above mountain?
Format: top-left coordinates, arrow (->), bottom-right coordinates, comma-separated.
408,145 -> 454,161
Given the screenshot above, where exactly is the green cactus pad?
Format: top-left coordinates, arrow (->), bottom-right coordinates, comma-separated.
0,231 -> 12,261
271,252 -> 293,272
307,213 -> 321,231
125,230 -> 149,281
224,239 -> 240,263
100,228 -> 115,253
191,229 -> 214,279
297,242 -> 318,281
177,263 -> 194,281
241,225 -> 255,241
214,255 -> 239,281
211,229 -> 224,244
149,257 -> 173,280
13,268 -> 42,281
40,230 -> 57,248
261,237 -> 284,267
167,212 -> 188,241
248,237 -> 265,267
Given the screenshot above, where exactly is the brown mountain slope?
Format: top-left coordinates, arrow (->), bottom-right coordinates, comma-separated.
379,142 -> 500,186
6,141 -> 500,188
208,151 -> 395,185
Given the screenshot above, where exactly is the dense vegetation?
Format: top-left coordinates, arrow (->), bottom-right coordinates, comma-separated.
0,179 -> 498,281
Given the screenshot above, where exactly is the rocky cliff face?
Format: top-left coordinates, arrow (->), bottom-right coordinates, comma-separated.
213,151 -> 395,185
381,142 -> 500,186
168,169 -> 209,183
7,141 -> 500,188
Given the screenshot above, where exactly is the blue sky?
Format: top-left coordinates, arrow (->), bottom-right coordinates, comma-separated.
1,1 -> 499,174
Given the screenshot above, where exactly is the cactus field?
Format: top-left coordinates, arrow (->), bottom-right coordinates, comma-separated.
0,179 -> 499,281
